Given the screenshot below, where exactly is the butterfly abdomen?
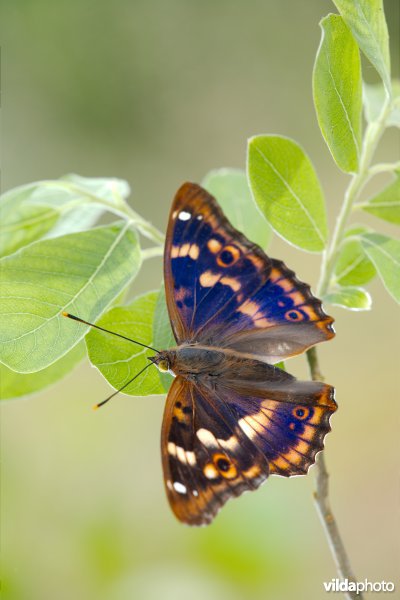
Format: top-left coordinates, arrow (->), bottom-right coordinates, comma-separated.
166,345 -> 226,377
164,344 -> 293,383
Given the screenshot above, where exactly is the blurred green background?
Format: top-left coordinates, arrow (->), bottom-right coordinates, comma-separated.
1,1 -> 399,599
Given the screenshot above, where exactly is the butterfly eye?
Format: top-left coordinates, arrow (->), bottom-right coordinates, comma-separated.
217,245 -> 241,267
157,359 -> 170,373
292,406 -> 311,421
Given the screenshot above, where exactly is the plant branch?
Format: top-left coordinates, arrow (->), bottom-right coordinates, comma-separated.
306,99 -> 392,599
307,349 -> 361,600
317,98 -> 391,298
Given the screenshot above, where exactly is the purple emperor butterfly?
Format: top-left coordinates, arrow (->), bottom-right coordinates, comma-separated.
64,182 -> 336,525
151,182 -> 336,525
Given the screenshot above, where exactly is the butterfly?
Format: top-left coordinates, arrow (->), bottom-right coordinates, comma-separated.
150,182 -> 337,526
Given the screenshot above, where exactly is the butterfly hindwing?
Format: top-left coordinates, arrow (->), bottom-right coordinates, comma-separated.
216,376 -> 336,477
161,368 -> 336,525
164,183 -> 334,361
161,376 -> 270,526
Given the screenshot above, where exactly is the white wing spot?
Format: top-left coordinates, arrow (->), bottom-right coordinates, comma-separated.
171,446 -> 197,466
204,463 -> 219,479
167,442 -> 177,456
186,451 -> 197,466
192,490 -> 199,497
197,428 -> 218,447
238,417 -> 256,440
176,446 -> 186,463
173,481 -> 187,494
199,271 -> 220,288
218,435 -> 239,452
178,210 -> 191,221
196,215 -> 203,220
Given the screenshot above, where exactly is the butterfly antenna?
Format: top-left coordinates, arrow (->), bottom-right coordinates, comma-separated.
93,362 -> 154,410
62,311 -> 159,353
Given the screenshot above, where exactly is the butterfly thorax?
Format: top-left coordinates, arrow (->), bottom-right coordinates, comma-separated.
152,345 -> 293,386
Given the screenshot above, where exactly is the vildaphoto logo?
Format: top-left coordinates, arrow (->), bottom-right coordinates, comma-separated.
323,579 -> 395,594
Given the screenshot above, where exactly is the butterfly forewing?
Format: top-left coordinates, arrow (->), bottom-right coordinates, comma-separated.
164,182 -> 271,345
164,183 -> 334,361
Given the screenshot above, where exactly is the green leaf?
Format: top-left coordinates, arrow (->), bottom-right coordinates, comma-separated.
0,184 -> 62,257
202,168 -> 272,249
24,175 -> 130,212
313,14 -> 362,173
153,286 -> 175,392
0,342 -> 85,400
363,81 -> 400,127
361,233 -> 400,303
360,171 -> 400,225
342,223 -> 372,238
334,234 -> 376,286
0,175 -> 131,257
86,292 -> 164,396
333,0 -> 391,95
0,222 -> 141,373
247,135 -> 327,252
61,173 -> 131,203
324,287 -> 372,310
45,205 -> 105,239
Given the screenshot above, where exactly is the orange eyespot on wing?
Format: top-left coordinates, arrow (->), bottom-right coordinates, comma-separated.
292,406 -> 311,420
216,245 -> 241,267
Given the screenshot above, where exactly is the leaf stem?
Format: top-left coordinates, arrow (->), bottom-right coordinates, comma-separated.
367,160 -> 400,177
141,246 -> 164,260
125,208 -> 165,246
56,181 -> 166,246
307,97 -> 392,598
